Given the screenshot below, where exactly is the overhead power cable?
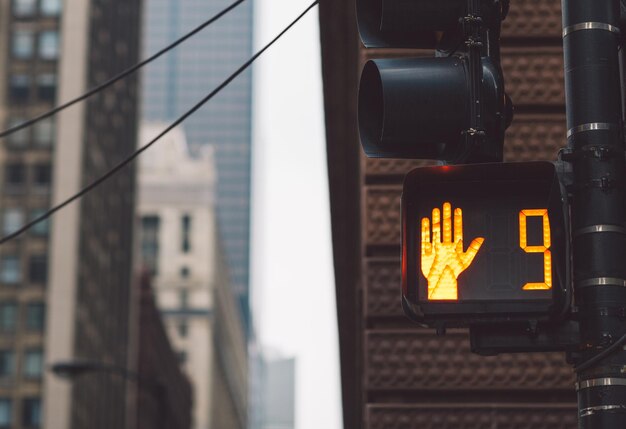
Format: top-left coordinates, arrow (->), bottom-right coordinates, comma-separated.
0,0 -> 320,245
0,0 -> 245,139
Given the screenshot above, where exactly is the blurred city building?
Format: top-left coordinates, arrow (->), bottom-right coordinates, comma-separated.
0,0 -> 142,428
133,271 -> 192,429
141,0 -> 254,331
137,123 -> 248,429
259,353 -> 295,429
319,1 -> 577,428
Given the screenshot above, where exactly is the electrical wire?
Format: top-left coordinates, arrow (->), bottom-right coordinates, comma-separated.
575,332 -> 626,373
0,0 -> 320,245
0,0 -> 245,139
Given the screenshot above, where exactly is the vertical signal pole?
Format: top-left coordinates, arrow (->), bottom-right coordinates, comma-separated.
562,0 -> 626,426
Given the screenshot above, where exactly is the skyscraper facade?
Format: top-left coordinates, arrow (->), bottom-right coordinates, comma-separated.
42,1 -> 142,428
0,0 -> 62,426
0,0 -> 142,427
142,0 -> 254,328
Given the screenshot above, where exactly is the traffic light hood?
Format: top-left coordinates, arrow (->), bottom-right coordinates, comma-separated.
356,0 -> 507,49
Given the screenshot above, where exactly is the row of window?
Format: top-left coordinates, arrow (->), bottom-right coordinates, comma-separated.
0,302 -> 45,333
14,0 -> 61,17
4,163 -> 52,193
140,215 -> 193,276
0,255 -> 47,285
12,30 -> 59,60
5,117 -> 54,148
9,73 -> 56,104
3,208 -> 49,237
0,397 -> 41,427
0,349 -> 43,379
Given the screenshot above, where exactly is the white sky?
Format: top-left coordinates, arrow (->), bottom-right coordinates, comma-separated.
251,1 -> 343,429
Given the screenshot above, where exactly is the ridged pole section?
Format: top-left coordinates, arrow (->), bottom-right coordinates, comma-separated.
561,0 -> 626,427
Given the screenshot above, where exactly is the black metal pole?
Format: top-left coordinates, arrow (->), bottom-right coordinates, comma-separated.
562,0 -> 626,426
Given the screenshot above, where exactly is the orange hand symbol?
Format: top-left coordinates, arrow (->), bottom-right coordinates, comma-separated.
421,202 -> 484,300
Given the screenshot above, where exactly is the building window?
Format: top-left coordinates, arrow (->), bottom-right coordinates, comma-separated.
140,216 -> 160,276
29,210 -> 48,236
5,163 -> 26,193
40,0 -> 62,16
29,210 -> 49,236
179,289 -> 189,308
177,351 -> 187,364
180,266 -> 190,278
25,303 -> 44,331
0,399 -> 11,427
178,321 -> 188,338
22,398 -> 41,427
28,255 -> 47,284
13,0 -> 36,17
33,164 -> 51,189
36,73 -> 56,102
181,215 -> 191,253
23,350 -> 42,378
6,117 -> 29,148
0,352 -> 15,378
1,257 -> 20,284
0,304 -> 17,333
3,209 -> 24,236
12,30 -> 34,59
33,117 -> 54,147
38,31 -> 58,60
9,74 -> 30,103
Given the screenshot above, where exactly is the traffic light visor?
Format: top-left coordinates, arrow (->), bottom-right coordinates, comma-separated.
358,57 -> 469,160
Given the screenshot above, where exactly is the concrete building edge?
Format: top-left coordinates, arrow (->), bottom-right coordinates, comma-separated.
42,1 -> 90,427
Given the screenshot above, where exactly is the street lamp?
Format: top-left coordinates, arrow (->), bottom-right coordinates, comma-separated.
50,360 -> 168,429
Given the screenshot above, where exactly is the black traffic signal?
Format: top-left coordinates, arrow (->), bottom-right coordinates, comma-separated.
357,0 -> 513,163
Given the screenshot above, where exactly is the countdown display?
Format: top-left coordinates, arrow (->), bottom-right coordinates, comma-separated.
401,162 -> 568,328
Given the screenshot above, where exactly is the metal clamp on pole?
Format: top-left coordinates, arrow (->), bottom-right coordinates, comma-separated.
567,123 -> 621,140
577,277 -> 626,288
577,378 -> 626,390
563,22 -> 621,38
574,225 -> 626,237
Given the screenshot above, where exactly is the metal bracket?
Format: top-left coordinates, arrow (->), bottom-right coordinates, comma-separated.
464,37 -> 483,48
583,145 -> 624,160
558,146 -> 623,163
571,176 -> 620,192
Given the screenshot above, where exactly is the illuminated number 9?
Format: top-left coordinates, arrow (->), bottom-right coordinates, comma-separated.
519,209 -> 552,290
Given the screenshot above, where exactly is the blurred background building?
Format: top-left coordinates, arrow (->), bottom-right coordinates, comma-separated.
134,272 -> 193,429
259,352 -> 295,429
0,0 -> 191,428
141,1 -> 257,427
0,0 -> 320,428
42,0 -> 140,427
0,0 -> 140,427
137,123 -> 248,429
0,0 -> 62,425
141,0 -> 254,330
